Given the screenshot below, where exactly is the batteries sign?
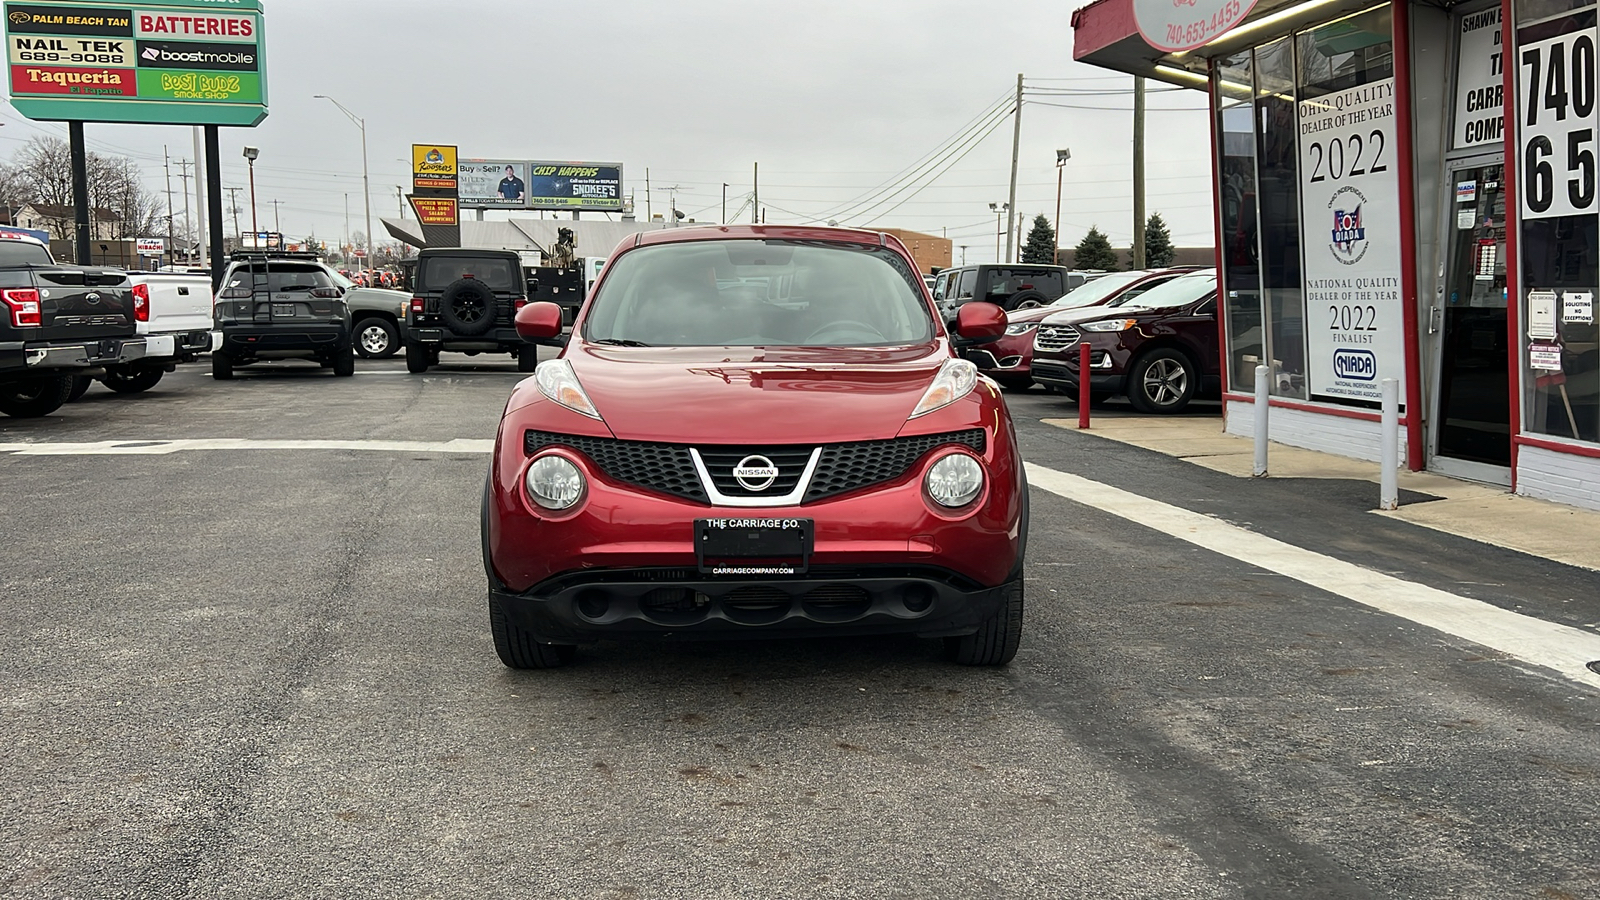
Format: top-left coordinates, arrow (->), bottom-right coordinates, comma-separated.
3,0 -> 266,125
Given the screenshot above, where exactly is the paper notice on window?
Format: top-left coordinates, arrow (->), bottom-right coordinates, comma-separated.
1529,342 -> 1563,370
1457,208 -> 1476,229
1528,290 -> 1559,339
1564,291 -> 1595,325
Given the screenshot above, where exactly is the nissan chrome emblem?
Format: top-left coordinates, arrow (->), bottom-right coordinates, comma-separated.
732,455 -> 779,492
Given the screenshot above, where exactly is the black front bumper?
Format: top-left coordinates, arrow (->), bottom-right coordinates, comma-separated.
1030,360 -> 1125,394
490,566 -> 1010,644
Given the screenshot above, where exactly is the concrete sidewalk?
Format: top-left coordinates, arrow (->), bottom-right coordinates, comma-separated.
1044,416 -> 1600,572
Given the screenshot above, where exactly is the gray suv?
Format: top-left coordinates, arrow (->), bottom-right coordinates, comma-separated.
212,251 -> 355,380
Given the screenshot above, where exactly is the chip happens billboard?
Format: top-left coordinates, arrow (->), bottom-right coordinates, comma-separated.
527,162 -> 623,212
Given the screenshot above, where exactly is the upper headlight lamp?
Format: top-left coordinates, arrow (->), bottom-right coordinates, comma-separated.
910,358 -> 978,419
1003,321 -> 1039,336
535,359 -> 603,420
1080,318 -> 1138,333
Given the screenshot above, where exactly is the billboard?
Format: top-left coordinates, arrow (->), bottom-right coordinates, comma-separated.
412,143 -> 456,190
3,0 -> 267,126
459,159 -> 527,209
527,162 -> 623,211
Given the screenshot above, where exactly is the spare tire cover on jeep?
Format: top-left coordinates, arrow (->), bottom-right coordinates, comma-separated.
439,278 -> 498,336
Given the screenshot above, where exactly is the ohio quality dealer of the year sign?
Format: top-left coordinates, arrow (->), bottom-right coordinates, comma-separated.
3,0 -> 265,126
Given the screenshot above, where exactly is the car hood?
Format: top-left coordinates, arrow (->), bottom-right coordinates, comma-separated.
1038,305 -> 1150,326
565,343 -> 952,444
1006,302 -> 1108,325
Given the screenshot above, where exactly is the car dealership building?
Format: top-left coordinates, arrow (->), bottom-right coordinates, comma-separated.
1073,0 -> 1600,509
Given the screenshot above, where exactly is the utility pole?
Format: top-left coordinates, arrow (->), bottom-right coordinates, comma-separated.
721,183 -> 728,224
225,187 -> 242,246
1132,76 -> 1147,269
663,185 -> 679,227
959,245 -> 968,265
269,199 -> 282,234
176,158 -> 192,262
645,167 -> 651,223
395,186 -> 405,218
1004,72 -> 1022,264
163,146 -> 175,268
752,162 -> 759,224
344,193 -> 350,256
191,128 -> 208,269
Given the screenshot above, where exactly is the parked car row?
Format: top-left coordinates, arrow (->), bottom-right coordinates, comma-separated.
961,266 -> 1223,414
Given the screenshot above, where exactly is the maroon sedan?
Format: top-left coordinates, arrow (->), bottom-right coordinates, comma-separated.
1029,270 -> 1220,414
484,225 -> 1028,669
970,268 -> 1200,389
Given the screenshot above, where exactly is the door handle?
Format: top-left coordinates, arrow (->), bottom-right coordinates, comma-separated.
1428,306 -> 1443,335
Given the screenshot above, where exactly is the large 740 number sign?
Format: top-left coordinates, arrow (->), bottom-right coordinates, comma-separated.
1520,29 -> 1599,219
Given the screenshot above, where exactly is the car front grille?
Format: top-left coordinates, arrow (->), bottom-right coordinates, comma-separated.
526,429 -> 987,506
524,431 -> 707,502
1034,324 -> 1081,354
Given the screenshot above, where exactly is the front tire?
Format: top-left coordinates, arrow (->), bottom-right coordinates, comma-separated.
489,596 -> 577,669
354,317 -> 400,358
212,350 -> 235,380
945,578 -> 1024,666
517,350 -> 538,373
66,375 -> 93,403
101,366 -> 164,394
404,339 -> 430,374
1127,348 -> 1198,414
0,376 -> 74,418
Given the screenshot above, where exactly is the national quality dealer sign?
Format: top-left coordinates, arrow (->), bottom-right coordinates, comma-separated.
3,0 -> 266,126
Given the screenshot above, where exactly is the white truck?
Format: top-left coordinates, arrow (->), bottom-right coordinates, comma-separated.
83,270 -> 214,395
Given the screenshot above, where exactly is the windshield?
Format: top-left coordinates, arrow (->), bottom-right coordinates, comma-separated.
420,256 -> 519,291
0,241 -> 52,266
583,239 -> 932,347
1113,272 -> 1216,310
1048,271 -> 1148,309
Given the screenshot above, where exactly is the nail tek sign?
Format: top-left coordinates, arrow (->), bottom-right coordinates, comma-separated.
3,0 -> 266,125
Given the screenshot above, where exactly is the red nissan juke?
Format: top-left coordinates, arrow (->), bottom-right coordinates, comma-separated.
483,225 -> 1028,668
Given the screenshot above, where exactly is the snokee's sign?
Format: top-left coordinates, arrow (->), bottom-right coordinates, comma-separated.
1134,0 -> 1259,53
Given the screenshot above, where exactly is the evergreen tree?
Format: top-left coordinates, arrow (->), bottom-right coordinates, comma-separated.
1073,226 -> 1118,271
1021,214 -> 1057,264
1143,212 -> 1176,268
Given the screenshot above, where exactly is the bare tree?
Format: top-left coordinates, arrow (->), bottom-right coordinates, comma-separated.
7,136 -> 164,238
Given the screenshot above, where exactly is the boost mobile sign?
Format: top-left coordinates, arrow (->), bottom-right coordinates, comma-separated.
1298,78 -> 1406,405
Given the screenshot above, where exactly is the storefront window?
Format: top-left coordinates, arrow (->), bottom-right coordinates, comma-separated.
1255,37 -> 1309,398
1215,52 -> 1262,393
1516,7 -> 1600,442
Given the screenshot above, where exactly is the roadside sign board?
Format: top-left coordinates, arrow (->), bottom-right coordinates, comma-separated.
3,0 -> 267,125
411,144 -> 457,191
527,161 -> 623,212
408,196 -> 458,227
135,236 -> 163,254
459,159 -> 527,209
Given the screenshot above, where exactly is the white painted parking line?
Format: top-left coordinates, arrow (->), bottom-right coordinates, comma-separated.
1026,462 -> 1600,690
0,438 -> 494,456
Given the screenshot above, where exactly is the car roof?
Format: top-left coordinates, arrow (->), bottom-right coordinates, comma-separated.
417,247 -> 520,258
633,224 -> 886,249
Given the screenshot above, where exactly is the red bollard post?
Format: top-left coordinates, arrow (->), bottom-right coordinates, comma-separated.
1077,342 -> 1091,430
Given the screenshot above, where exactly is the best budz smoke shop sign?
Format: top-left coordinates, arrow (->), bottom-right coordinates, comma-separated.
3,0 -> 266,126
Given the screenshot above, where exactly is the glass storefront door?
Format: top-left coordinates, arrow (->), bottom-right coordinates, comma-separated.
1430,158 -> 1511,480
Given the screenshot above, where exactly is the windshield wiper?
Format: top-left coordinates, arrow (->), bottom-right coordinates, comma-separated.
592,338 -> 651,347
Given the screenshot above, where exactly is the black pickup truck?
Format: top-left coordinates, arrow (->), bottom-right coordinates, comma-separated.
0,234 -> 145,417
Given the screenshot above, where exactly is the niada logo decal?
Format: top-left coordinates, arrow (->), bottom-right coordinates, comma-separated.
1327,186 -> 1370,265
1333,348 -> 1377,381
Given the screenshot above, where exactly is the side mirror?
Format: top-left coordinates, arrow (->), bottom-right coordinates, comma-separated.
953,301 -> 1006,344
515,301 -> 563,341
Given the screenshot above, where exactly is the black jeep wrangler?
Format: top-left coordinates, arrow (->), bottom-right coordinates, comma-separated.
403,248 -> 532,374
932,264 -> 1087,320
212,251 -> 355,380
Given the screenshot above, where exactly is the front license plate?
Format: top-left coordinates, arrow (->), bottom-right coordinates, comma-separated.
695,517 -> 813,575
272,304 -> 295,317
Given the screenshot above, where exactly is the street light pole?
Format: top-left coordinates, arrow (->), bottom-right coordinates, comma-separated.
1054,148 -> 1070,265
242,145 -> 259,241
989,201 -> 1008,263
316,95 -> 373,271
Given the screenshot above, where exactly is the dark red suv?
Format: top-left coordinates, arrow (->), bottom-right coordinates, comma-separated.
1029,270 -> 1220,414
969,268 -> 1201,389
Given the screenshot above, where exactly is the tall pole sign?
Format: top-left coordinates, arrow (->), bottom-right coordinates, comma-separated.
408,143 -> 459,248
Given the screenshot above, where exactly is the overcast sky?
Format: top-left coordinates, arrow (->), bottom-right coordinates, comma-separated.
0,0 -> 1214,261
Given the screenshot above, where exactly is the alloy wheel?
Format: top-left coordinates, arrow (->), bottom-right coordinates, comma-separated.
360,324 -> 391,354
1142,358 -> 1188,407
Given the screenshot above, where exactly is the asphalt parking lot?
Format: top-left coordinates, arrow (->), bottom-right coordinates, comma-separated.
3,357 -> 1598,899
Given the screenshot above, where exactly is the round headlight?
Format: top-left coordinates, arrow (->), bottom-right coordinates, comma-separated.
525,455 -> 586,510
924,452 -> 984,508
